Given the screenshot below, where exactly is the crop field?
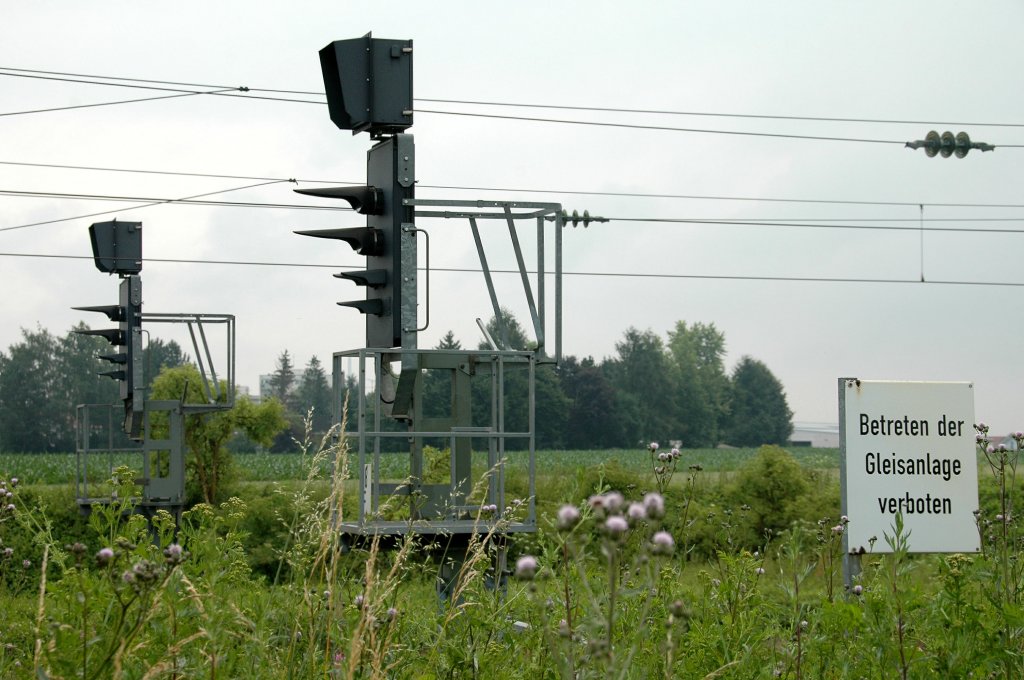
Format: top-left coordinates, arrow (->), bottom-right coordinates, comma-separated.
1,442 -> 1022,678
1,446 -> 840,485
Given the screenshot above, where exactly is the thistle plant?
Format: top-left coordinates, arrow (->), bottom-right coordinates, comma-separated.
814,514 -> 849,602
517,489 -> 677,678
647,442 -> 681,495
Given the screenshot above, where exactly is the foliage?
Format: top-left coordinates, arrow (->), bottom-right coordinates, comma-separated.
295,355 -> 332,434
605,327 -> 679,445
667,320 -> 729,446
725,355 -> 794,446
559,355 -> 625,449
731,444 -> 810,541
265,349 -> 297,408
149,364 -> 288,503
0,325 -> 186,453
3,317 -> 799,456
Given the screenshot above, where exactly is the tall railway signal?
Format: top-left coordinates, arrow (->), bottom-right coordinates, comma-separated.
295,33 -> 416,350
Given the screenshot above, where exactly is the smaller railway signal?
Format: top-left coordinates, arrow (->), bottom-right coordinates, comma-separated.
73,221 -> 145,438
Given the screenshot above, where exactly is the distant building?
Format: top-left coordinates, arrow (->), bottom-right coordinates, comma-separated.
790,422 -> 839,448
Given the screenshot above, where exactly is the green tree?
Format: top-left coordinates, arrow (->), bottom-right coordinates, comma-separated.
422,331 -> 463,421
477,309 -> 530,351
667,321 -> 729,446
56,323 -> 122,444
724,356 -> 793,446
296,355 -> 332,434
142,337 -> 188,392
0,327 -> 63,451
0,325 -> 122,452
471,312 -> 569,449
266,350 -> 297,408
605,327 -> 678,446
150,364 -> 287,503
560,355 -> 625,448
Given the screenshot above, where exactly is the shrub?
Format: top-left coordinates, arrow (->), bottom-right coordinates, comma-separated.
730,445 -> 811,542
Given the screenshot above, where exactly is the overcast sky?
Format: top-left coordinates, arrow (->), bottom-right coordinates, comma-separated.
3,1 -> 1023,435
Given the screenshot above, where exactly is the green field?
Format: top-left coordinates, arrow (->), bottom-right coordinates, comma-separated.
0,446 -> 840,485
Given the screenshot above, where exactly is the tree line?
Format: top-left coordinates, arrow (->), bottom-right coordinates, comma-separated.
0,324 -> 188,452
0,316 -> 792,453
262,316 -> 793,451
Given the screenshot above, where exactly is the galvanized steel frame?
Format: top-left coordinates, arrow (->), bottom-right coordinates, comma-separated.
331,347 -> 537,536
406,199 -> 564,363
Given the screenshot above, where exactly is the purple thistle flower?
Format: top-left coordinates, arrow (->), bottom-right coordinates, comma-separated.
756,567 -> 766,575
671,447 -> 681,460
627,502 -> 647,524
604,515 -> 629,538
515,555 -> 538,580
648,442 -> 659,452
555,504 -> 580,531
643,492 -> 665,519
651,530 -> 675,555
852,584 -> 863,596
96,547 -> 114,565
603,491 -> 624,514
163,543 -> 185,565
22,560 -> 31,569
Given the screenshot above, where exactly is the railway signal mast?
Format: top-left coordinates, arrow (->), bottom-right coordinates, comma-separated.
295,35 -> 600,593
73,221 -> 236,524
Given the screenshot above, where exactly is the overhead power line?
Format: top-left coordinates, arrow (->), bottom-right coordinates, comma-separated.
4,68 -> 1024,148
417,98 -> 1024,129
5,66 -> 1024,129
3,249 -> 1024,289
0,179 -> 293,233
414,108 -> 905,146
0,87 -> 241,118
6,187 -> 1024,237
2,159 -> 1024,210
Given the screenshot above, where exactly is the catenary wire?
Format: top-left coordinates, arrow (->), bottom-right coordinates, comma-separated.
2,159 -> 1024,209
7,188 -> 1024,234
2,250 -> 1024,288
0,88 -> 240,117
5,69 -> 1024,146
0,180 -> 294,233
5,66 -> 1024,129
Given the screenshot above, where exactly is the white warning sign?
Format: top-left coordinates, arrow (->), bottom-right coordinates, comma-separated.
840,379 -> 980,554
